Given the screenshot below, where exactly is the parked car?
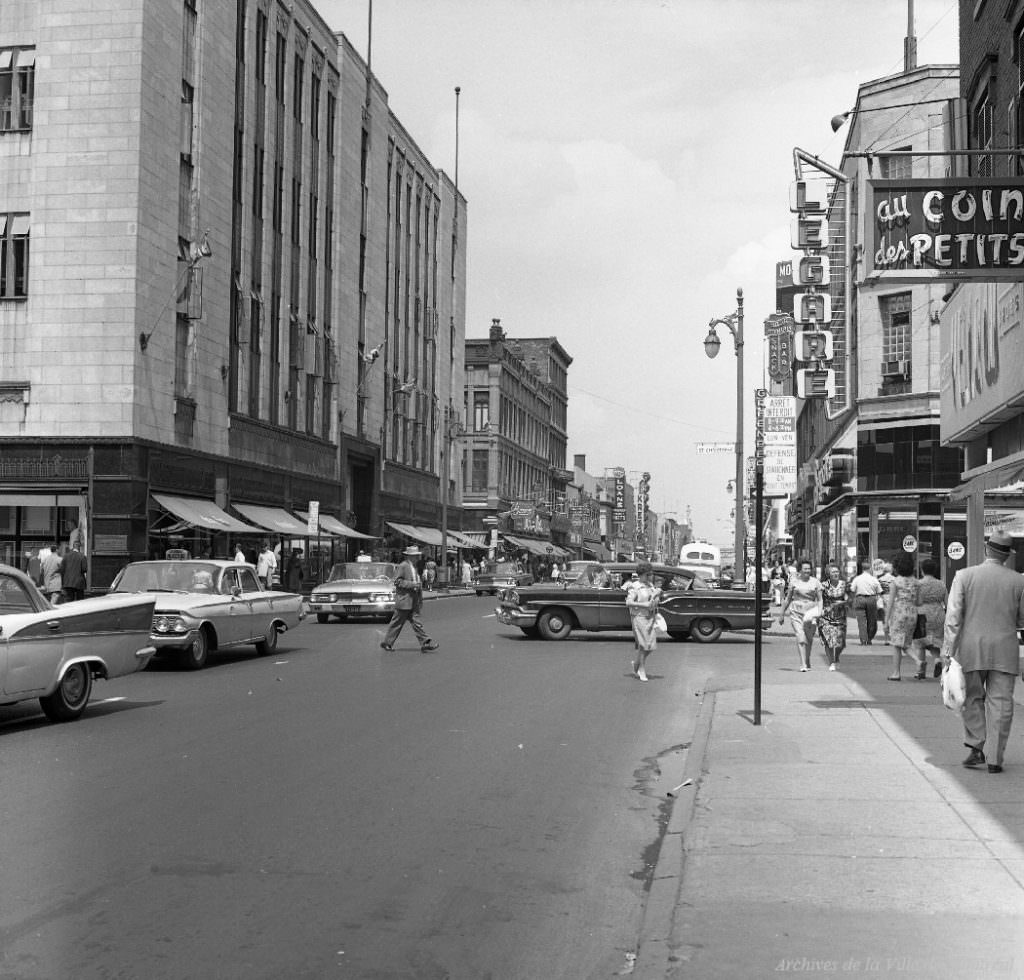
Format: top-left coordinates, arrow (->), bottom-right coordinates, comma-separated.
109,559 -> 305,669
474,561 -> 534,597
0,564 -> 156,721
308,562 -> 397,623
494,561 -> 771,642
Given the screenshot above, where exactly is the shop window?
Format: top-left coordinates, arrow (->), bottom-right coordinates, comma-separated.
0,48 -> 35,132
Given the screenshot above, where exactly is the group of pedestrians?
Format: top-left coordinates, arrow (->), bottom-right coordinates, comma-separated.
776,529 -> 1024,774
25,541 -> 87,604
777,552 -> 948,680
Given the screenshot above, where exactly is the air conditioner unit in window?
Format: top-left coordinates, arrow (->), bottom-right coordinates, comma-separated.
881,359 -> 910,379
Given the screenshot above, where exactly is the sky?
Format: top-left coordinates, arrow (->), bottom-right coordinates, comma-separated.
318,0 -> 960,546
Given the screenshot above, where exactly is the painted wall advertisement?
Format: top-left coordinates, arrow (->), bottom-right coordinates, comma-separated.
869,178 -> 1024,284
940,281 -> 1024,443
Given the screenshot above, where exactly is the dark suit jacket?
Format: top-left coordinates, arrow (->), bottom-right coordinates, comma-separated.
393,559 -> 423,612
61,549 -> 87,591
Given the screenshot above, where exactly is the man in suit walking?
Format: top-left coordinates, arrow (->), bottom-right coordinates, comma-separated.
61,542 -> 87,602
942,529 -> 1024,773
381,545 -> 439,652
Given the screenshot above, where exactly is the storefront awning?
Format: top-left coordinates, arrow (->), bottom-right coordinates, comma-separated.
297,512 -> 378,539
152,493 -> 264,535
386,521 -> 445,546
234,504 -> 311,536
503,534 -> 554,557
442,529 -> 485,550
948,460 -> 1024,502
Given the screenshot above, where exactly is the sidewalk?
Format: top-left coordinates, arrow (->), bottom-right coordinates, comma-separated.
637,632 -> 1024,979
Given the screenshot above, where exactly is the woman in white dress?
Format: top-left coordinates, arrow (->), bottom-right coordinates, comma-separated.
777,559 -> 823,672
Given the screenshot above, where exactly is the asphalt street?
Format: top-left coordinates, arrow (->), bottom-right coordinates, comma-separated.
0,595 -> 751,980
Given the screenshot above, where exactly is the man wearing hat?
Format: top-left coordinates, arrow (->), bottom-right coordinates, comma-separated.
381,545 -> 439,652
942,529 -> 1024,773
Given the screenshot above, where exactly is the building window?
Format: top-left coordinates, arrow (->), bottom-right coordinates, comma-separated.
974,86 -> 994,177
471,449 -> 488,492
0,48 -> 35,132
293,54 -> 303,122
473,391 -> 489,431
880,146 -> 912,180
880,292 -> 911,383
0,213 -> 30,299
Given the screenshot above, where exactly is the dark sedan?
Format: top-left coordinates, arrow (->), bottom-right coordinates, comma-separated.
474,561 -> 534,597
494,561 -> 770,642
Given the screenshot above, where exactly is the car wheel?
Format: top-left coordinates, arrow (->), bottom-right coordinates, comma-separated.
316,613 -> 330,624
520,626 -> 540,639
537,608 -> 574,641
668,629 -> 690,642
39,663 -> 92,722
178,629 -> 210,670
690,617 -> 723,643
255,626 -> 278,656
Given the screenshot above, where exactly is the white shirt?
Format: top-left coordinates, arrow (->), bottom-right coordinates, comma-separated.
234,549 -> 245,562
850,571 -> 881,596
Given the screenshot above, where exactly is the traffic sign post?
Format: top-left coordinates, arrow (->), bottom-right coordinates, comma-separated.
753,388 -> 767,726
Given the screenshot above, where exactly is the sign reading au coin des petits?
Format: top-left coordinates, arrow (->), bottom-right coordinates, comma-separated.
868,178 -> 1024,284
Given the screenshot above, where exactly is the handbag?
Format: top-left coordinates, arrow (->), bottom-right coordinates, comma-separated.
912,613 -> 927,640
654,612 -> 668,636
941,658 -> 966,712
802,602 -> 823,623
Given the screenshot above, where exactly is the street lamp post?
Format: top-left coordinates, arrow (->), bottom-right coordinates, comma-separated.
703,287 -> 745,586
439,404 -> 466,590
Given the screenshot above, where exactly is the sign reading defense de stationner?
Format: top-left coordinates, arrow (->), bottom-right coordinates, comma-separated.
868,178 -> 1024,284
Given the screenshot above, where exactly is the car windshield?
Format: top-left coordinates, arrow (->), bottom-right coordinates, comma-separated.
112,561 -> 223,593
327,562 -> 396,582
576,566 -> 612,588
483,563 -> 518,576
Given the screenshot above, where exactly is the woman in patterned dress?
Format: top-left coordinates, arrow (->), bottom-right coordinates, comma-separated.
884,552 -> 921,680
817,561 -> 848,671
911,557 -> 947,680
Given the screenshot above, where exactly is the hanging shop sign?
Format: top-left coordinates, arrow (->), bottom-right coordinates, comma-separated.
868,178 -> 1024,283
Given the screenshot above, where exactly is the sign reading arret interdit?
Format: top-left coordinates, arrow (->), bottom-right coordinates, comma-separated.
869,178 -> 1024,284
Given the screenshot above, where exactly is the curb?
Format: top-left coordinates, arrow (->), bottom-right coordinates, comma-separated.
634,688 -> 717,978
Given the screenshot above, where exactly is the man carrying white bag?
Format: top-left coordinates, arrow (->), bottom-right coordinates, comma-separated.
941,529 -> 1024,774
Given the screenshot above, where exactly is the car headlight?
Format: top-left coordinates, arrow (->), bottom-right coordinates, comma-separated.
369,592 -> 393,603
153,614 -> 189,634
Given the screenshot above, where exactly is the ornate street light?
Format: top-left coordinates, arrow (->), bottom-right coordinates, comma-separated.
703,287 -> 745,584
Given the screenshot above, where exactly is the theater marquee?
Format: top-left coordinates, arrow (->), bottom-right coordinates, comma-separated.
868,178 -> 1024,284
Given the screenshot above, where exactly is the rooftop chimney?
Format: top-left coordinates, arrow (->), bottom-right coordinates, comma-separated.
574,454 -> 586,471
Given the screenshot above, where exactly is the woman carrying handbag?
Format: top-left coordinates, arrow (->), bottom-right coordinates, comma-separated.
778,559 -> 823,672
626,561 -> 662,682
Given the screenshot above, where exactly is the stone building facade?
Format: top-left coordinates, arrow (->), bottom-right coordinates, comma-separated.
0,0 -> 465,585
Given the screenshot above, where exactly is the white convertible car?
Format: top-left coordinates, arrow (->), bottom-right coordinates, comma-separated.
0,564 -> 156,722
